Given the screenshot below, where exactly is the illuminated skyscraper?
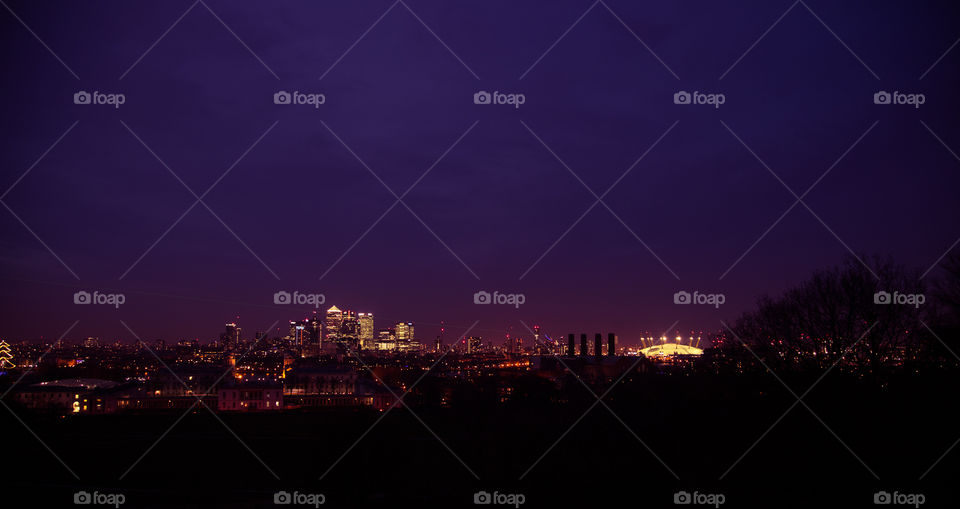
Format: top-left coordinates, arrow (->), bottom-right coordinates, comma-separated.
221,323 -> 241,348
340,310 -> 358,339
358,313 -> 374,349
395,322 -> 414,342
324,306 -> 343,342
466,336 -> 482,353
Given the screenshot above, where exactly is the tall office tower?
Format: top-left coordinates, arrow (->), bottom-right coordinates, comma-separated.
533,325 -> 541,348
395,322 -> 414,342
254,331 -> 266,342
308,312 -> 322,346
358,313 -> 374,349
568,333 -> 576,356
340,310 -> 358,338
293,323 -> 307,350
324,306 -> 343,341
607,333 -> 616,357
580,334 -> 588,356
221,323 -> 241,348
466,336 -> 482,353
594,333 -> 603,358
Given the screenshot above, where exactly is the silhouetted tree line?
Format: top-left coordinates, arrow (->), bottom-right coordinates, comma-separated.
717,253 -> 960,373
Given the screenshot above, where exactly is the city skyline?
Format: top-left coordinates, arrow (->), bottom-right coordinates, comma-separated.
2,1 -> 958,344
2,2 -> 959,508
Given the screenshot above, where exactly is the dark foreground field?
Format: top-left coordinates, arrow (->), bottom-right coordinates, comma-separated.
3,373 -> 958,508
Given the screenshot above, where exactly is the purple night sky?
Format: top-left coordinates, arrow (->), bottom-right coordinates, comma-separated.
1,0 -> 959,346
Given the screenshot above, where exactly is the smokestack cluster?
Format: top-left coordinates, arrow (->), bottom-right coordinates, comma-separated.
566,333 -> 617,357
